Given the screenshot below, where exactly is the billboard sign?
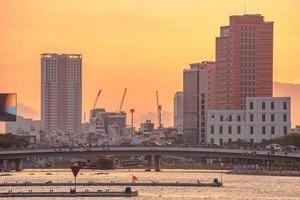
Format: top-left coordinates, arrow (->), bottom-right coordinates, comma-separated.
0,93 -> 17,122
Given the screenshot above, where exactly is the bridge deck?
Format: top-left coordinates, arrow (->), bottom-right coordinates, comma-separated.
0,147 -> 299,160
0,181 -> 222,187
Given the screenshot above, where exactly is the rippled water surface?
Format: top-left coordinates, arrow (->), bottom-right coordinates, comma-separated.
0,169 -> 299,200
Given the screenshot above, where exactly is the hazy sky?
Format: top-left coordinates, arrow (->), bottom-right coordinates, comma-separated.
0,0 -> 299,128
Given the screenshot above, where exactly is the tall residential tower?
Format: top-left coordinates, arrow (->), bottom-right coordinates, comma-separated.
41,53 -> 82,144
216,14 -> 273,110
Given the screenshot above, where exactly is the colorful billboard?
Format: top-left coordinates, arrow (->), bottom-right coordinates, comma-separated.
0,93 -> 17,121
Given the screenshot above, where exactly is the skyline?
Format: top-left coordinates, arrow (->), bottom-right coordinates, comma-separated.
1,0 -> 300,131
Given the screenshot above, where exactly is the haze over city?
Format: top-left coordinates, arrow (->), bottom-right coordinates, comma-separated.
1,1 -> 300,199
0,0 -> 300,131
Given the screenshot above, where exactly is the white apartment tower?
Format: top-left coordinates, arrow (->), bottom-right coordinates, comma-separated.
41,53 -> 82,144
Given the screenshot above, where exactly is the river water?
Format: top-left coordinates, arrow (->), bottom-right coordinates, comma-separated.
0,169 -> 299,200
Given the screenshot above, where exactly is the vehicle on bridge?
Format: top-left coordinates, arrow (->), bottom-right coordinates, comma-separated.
121,158 -> 142,167
265,144 -> 282,152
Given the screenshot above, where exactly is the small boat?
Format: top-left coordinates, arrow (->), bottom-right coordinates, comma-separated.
93,172 -> 109,175
45,172 -> 53,175
0,173 -> 12,177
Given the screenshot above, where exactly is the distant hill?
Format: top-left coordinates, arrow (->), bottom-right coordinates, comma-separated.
273,81 -> 300,127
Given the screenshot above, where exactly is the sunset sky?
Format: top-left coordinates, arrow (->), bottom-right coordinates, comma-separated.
0,0 -> 300,131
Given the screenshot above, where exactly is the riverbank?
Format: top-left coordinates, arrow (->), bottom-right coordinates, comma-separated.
228,169 -> 300,177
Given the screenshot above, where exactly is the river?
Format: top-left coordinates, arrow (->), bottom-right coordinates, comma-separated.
0,169 -> 299,199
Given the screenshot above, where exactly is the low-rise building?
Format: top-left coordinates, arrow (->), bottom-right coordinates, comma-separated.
5,116 -> 41,143
207,97 -> 291,145
139,120 -> 155,134
87,108 -> 128,146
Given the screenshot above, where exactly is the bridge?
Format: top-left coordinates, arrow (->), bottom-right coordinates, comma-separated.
0,147 -> 299,171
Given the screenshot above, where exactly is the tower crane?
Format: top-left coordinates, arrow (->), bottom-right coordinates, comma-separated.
156,90 -> 163,128
90,89 -> 102,120
119,88 -> 127,112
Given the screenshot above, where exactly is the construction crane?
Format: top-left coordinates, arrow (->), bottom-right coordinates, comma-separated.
90,89 -> 102,120
119,88 -> 127,112
156,90 -> 163,128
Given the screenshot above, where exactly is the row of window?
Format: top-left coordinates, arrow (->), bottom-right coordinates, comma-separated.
213,114 -> 242,122
241,57 -> 255,62
241,26 -> 256,31
211,138 -> 254,145
241,44 -> 255,49
241,51 -> 255,56
241,71 -> 256,76
241,81 -> 255,86
249,113 -> 287,122
249,101 -> 287,110
241,38 -> 255,43
210,125 -> 288,135
241,63 -> 256,68
241,87 -> 255,92
212,113 -> 288,122
241,75 -> 255,80
211,125 -> 240,134
240,32 -> 256,37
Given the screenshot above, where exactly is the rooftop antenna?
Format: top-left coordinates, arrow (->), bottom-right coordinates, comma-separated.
244,0 -> 247,14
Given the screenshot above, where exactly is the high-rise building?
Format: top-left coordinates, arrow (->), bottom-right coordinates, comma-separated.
41,53 -> 82,144
216,14 -> 273,110
183,61 -> 215,144
173,92 -> 183,131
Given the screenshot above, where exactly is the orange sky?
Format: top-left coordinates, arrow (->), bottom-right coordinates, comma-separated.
0,0 -> 300,130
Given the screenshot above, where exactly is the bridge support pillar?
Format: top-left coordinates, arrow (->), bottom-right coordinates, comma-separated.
15,159 -> 23,172
154,155 -> 161,172
3,160 -> 11,172
144,155 -> 152,171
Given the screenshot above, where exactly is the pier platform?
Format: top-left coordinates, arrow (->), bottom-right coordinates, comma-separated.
0,191 -> 138,198
0,181 -> 223,187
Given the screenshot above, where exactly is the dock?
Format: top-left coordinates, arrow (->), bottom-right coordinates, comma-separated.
0,191 -> 138,198
0,181 -> 222,187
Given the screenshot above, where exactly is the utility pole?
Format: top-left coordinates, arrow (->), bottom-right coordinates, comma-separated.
156,91 -> 162,128
130,108 -> 135,140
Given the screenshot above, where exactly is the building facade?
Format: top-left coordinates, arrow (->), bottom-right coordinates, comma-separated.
207,97 -> 291,145
173,92 -> 183,131
216,14 -> 273,110
90,108 -> 127,134
87,108 -> 128,146
5,116 -> 41,143
41,53 -> 82,144
183,61 -> 215,144
139,120 -> 155,133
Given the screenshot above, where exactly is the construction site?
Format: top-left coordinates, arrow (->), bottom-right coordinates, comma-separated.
81,88 -> 179,147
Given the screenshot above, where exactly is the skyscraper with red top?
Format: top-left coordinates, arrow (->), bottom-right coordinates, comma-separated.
216,14 -> 273,110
